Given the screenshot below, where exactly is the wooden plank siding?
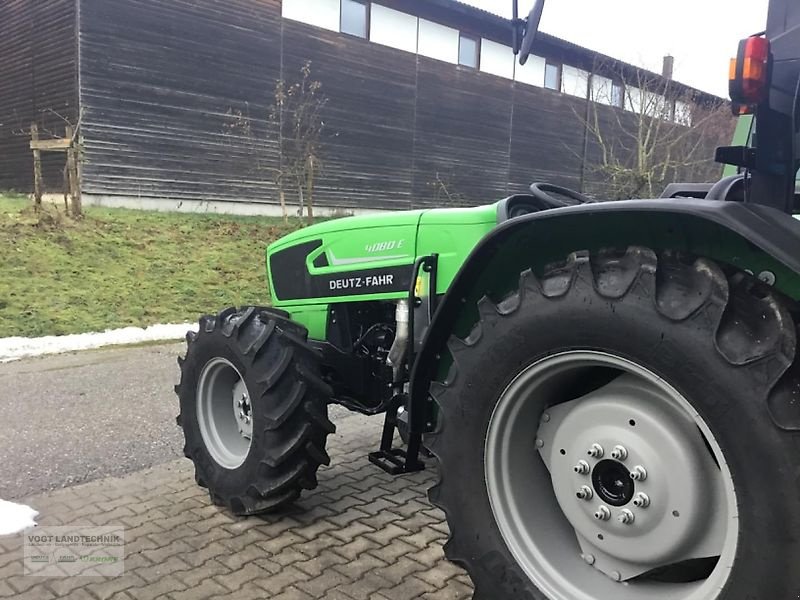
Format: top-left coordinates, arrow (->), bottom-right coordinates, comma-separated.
1,0 -> 703,208
0,0 -> 78,192
412,56 -> 515,207
281,21 -> 417,210
79,0 -> 282,202
77,2 -> 598,209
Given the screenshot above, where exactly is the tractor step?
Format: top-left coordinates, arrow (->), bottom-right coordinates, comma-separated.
368,398 -> 426,475
368,447 -> 425,475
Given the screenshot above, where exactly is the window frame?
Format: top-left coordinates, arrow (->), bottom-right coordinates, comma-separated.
544,61 -> 561,91
340,0 -> 370,40
458,33 -> 481,69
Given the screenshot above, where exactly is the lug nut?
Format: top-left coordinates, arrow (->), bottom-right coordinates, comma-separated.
587,443 -> 604,458
610,571 -> 623,582
633,493 -> 651,508
576,485 -> 593,500
610,445 -> 628,460
594,506 -> 611,521
583,554 -> 596,565
574,460 -> 591,475
617,509 -> 635,525
541,412 -> 551,423
630,466 -> 648,481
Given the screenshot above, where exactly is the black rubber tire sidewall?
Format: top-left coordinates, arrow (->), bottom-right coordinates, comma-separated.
178,307 -> 334,515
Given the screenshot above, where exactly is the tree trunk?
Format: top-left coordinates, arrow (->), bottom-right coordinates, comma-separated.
278,186 -> 288,224
306,155 -> 315,223
297,181 -> 305,223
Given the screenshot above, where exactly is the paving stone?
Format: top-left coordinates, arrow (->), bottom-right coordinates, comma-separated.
0,411 -> 474,600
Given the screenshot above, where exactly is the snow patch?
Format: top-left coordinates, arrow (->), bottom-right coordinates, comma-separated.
0,323 -> 198,362
0,500 -> 38,536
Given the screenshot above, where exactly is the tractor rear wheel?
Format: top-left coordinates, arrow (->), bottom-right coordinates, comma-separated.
428,247 -> 800,600
176,306 -> 334,515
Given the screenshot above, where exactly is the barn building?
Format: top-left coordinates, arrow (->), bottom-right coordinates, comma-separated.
0,0 -> 720,213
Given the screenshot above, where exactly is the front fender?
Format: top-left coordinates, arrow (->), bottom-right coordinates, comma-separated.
409,199 -> 800,428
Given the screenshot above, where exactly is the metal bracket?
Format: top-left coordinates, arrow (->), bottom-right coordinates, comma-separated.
368,395 -> 425,475
368,254 -> 438,476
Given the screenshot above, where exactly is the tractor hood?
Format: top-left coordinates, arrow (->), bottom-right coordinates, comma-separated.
267,210 -> 427,304
266,204 -> 499,304
267,210 -> 427,255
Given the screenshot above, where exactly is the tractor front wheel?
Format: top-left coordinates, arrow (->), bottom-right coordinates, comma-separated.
428,248 -> 800,600
176,306 -> 335,515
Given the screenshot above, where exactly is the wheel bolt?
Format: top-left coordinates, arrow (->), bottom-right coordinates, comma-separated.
594,506 -> 611,521
574,460 -> 591,475
541,412 -> 551,423
587,443 -> 604,458
617,509 -> 635,525
610,445 -> 628,460
633,493 -> 651,508
610,571 -> 623,582
238,410 -> 246,420
583,554 -> 595,565
576,485 -> 593,500
535,438 -> 544,449
630,466 -> 648,481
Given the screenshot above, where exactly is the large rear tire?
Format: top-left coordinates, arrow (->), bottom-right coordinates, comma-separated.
428,247 -> 800,599
176,306 -> 335,515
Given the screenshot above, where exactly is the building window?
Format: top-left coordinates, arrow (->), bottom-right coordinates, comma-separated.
611,82 -> 624,108
341,0 -> 369,39
459,34 -> 480,68
544,61 -> 561,90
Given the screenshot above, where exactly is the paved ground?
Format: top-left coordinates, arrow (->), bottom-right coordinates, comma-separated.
0,405 -> 472,599
0,343 -> 473,599
0,343 -> 187,499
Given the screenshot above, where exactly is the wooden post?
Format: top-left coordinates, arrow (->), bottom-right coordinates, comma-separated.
30,122 -> 43,208
65,125 -> 82,217
62,164 -> 69,212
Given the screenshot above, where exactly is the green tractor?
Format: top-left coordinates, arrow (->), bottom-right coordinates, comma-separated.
175,1 -> 800,597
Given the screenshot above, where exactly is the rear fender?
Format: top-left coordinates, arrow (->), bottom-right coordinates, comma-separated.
409,199 -> 800,430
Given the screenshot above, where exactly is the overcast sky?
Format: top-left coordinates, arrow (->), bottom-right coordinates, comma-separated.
461,0 -> 769,98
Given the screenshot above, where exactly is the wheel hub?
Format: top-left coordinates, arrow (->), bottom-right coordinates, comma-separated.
591,460 -> 634,507
536,374 -> 728,581
233,382 -> 253,439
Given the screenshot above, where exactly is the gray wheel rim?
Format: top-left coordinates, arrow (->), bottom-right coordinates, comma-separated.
484,351 -> 738,600
197,357 -> 253,470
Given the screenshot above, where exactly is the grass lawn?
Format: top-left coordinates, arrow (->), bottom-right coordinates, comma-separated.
0,193 -> 306,337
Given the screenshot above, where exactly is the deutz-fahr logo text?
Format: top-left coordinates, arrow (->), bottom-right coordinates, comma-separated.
329,274 -> 395,291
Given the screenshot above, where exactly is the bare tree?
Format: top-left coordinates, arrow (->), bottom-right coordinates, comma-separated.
270,61 -> 327,223
222,62 -> 328,223
427,171 -> 467,206
579,69 -> 735,199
